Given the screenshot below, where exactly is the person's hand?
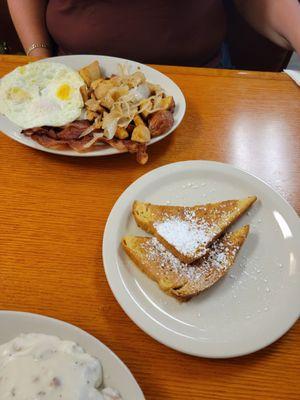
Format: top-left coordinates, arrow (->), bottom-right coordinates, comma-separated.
28,47 -> 52,58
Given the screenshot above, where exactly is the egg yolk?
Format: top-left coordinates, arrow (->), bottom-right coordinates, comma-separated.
56,84 -> 71,101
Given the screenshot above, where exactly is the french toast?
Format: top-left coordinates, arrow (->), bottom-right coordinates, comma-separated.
132,197 -> 256,264
122,225 -> 249,301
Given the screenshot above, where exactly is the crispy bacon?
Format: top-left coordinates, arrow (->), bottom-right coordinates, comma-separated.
99,138 -> 127,152
21,120 -> 149,162
22,120 -> 91,140
22,126 -> 57,138
31,134 -> 67,149
56,120 -> 91,140
21,120 -> 96,151
68,134 -> 95,151
99,138 -> 148,164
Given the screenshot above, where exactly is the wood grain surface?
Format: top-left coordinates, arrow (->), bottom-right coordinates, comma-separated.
0,55 -> 299,400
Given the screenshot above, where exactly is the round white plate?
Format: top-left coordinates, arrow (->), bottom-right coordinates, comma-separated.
0,55 -> 186,157
0,311 -> 144,399
103,160 -> 300,358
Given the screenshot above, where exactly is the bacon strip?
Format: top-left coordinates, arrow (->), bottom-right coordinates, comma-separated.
22,120 -> 94,151
21,120 -> 149,162
98,138 -> 148,164
68,134 -> 95,151
22,127 -> 57,138
31,134 -> 68,149
56,120 -> 91,140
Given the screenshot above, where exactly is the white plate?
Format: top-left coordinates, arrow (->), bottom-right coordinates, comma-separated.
0,55 -> 186,157
0,311 -> 144,399
103,161 -> 300,358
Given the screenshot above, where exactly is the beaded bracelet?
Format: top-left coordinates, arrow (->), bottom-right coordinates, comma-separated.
26,43 -> 51,56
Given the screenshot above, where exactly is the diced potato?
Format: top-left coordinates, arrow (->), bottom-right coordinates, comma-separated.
140,96 -> 175,118
91,78 -> 104,90
94,81 -> 114,100
131,125 -> 151,143
85,98 -> 102,112
139,98 -> 153,118
93,116 -> 102,129
111,85 -> 129,100
110,75 -> 123,87
133,114 -> 145,126
141,110 -> 150,119
79,85 -> 89,103
160,96 -> 175,112
100,96 -> 114,110
115,127 -> 129,139
100,86 -> 129,109
79,68 -> 92,86
86,110 -> 99,121
79,61 -> 102,86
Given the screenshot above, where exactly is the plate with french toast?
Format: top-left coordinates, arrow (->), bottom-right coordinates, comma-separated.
103,161 -> 300,358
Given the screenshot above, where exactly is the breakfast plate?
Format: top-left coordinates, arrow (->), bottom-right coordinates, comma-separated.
0,311 -> 145,399
0,54 -> 186,157
103,160 -> 300,358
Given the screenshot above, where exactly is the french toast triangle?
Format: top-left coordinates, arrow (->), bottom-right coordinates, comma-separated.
122,225 -> 249,301
132,197 -> 256,264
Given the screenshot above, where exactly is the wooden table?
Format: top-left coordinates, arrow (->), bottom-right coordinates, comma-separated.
0,55 -> 299,400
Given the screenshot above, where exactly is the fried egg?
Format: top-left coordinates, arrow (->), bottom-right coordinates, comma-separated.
0,62 -> 84,129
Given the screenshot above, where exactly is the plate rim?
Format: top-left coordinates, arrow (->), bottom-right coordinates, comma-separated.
102,160 -> 300,358
0,54 -> 186,157
0,310 -> 145,399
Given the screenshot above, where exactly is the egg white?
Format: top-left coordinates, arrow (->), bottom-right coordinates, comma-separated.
0,62 -> 84,129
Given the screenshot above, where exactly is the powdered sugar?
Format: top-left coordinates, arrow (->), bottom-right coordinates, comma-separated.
141,235 -> 239,289
153,209 -> 217,257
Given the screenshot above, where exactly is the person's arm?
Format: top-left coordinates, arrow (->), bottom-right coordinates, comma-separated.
234,0 -> 300,54
7,0 -> 52,57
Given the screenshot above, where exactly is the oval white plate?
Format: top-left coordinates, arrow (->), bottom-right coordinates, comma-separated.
103,160 -> 300,358
0,55 -> 186,157
0,311 -> 144,399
